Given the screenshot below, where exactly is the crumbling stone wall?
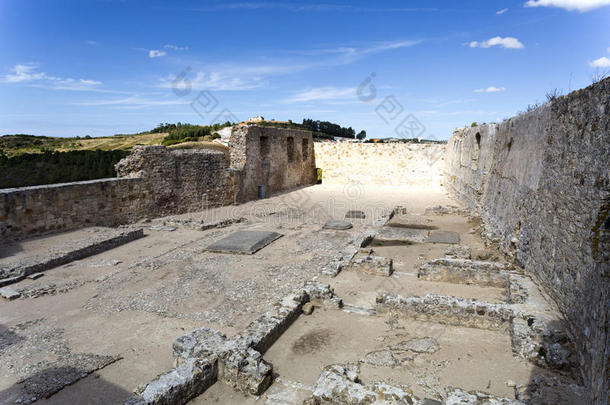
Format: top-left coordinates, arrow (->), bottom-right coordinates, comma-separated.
0,146 -> 235,239
229,125 -> 316,202
445,77 -> 609,404
115,146 -> 235,216
314,142 -> 446,187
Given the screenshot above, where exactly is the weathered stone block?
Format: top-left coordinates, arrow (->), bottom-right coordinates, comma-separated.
418,258 -> 508,288
343,255 -> 393,276
376,292 -> 515,330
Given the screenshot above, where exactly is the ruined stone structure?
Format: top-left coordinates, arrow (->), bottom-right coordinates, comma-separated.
0,126 -> 316,240
314,142 -> 445,187
1,82 -> 608,405
229,125 -> 316,202
445,77 -> 609,404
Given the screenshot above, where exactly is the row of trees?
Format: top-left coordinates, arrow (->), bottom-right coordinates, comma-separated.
155,122 -> 232,146
301,119 -> 359,139
0,149 -> 129,188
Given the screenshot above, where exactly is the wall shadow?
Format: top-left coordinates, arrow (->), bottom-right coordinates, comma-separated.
0,365 -> 133,404
519,319 -> 586,404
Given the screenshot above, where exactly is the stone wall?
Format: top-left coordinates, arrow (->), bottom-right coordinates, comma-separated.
229,125 -> 316,202
445,78 -> 609,404
1,146 -> 235,240
314,142 -> 446,188
1,126 -> 320,240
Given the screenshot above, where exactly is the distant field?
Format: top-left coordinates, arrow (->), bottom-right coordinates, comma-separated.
0,133 -> 168,157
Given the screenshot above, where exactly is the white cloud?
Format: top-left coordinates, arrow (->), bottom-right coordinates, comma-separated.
284,86 -> 356,103
149,50 -> 167,58
74,96 -> 189,108
160,71 -> 266,91
164,44 -> 188,51
469,36 -> 524,49
589,56 -> 610,67
524,0 -> 610,11
157,39 -> 420,92
475,86 -> 506,93
496,8 -> 509,14
2,63 -> 102,91
4,64 -> 47,82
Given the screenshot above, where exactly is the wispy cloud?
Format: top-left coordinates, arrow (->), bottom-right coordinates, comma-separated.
159,39 -> 420,91
186,3 -> 437,12
161,71 -> 267,91
2,63 -> 103,91
164,44 -> 189,51
86,40 -> 99,46
284,86 -> 356,103
149,49 -> 167,58
469,36 -> 524,49
496,8 -> 509,14
73,95 -> 189,108
524,0 -> 610,11
475,86 -> 506,93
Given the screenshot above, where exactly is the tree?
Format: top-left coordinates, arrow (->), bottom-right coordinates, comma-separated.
357,130 -> 367,140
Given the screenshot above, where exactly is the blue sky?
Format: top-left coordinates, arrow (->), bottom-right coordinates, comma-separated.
1,0 -> 609,140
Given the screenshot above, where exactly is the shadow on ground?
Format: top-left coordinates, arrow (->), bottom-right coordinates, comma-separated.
0,365 -> 132,404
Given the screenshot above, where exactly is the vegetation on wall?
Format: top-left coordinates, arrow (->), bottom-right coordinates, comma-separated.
0,149 -> 129,188
157,122 -> 230,146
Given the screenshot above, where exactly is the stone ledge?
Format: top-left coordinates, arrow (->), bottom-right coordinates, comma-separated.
375,292 -> 516,331
418,258 -> 509,288
0,228 -> 144,288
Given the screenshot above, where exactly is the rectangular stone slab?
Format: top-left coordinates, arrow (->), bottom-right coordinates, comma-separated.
426,231 -> 460,244
205,231 -> 283,254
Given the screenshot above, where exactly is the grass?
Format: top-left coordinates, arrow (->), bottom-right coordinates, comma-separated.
166,141 -> 229,158
0,132 -> 229,157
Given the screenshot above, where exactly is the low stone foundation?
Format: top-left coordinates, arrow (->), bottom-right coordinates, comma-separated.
417,258 -> 509,288
375,292 -> 515,330
126,282 -> 342,404
0,227 -> 143,287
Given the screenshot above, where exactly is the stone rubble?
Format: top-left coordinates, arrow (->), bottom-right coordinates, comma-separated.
443,245 -> 472,260
343,254 -> 394,276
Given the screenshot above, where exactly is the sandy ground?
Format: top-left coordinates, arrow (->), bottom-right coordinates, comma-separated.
1,183 -> 571,404
0,184 -> 451,403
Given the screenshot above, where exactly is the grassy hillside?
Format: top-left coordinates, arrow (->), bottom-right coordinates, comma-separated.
0,133 -> 229,188
0,133 -> 167,157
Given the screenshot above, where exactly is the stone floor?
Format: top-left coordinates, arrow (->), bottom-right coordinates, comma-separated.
0,184 -> 583,404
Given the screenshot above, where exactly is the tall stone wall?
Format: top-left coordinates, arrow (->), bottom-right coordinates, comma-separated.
314,142 -> 446,189
229,125 -> 316,202
445,78 -> 609,404
1,146 -> 235,240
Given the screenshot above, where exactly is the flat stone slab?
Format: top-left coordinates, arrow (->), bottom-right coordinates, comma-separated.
205,231 -> 283,254
345,210 -> 366,219
0,286 -> 21,300
323,220 -> 353,230
373,227 -> 428,244
387,214 -> 437,230
426,230 -> 460,244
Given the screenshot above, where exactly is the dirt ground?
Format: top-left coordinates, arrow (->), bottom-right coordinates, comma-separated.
0,183 -> 572,404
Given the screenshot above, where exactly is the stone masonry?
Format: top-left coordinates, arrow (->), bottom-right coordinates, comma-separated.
445,77 -> 610,404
